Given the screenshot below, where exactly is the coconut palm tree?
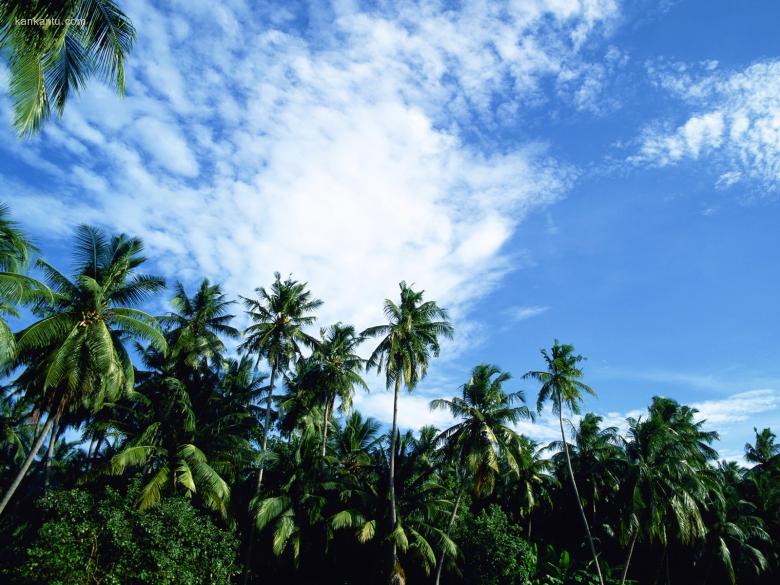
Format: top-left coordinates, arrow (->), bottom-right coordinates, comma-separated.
0,0 -> 135,136
523,340 -> 605,585
430,363 -> 533,585
108,376 -> 231,517
308,323 -> 367,457
618,400 -> 718,585
501,435 -> 556,538
701,462 -> 770,584
161,279 -> 240,369
0,225 -> 166,516
240,272 -> 322,582
362,281 -> 453,584
109,282 -> 256,517
548,413 -> 623,528
253,423 -> 332,567
745,427 -> 780,468
240,272 -> 322,489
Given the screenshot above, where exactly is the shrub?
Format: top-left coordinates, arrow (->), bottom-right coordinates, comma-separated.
456,504 -> 535,585
6,483 -> 239,585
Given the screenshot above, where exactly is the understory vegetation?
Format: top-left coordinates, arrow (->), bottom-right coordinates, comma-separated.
1,207 -> 778,585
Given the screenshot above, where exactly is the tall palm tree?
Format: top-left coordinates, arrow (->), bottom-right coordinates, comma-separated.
523,340 -> 604,585
0,0 -> 135,136
362,281 -> 453,584
0,225 -> 166,516
240,272 -> 322,582
429,363 -> 533,585
309,323 -> 367,457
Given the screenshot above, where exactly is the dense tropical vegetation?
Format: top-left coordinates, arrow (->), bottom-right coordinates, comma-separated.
1,208 -> 779,585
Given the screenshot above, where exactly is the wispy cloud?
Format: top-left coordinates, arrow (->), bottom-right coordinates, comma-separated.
504,305 -> 551,322
692,389 -> 780,425
630,59 -> 780,193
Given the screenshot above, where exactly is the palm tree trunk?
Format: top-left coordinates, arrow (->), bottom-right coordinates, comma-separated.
559,407 -> 605,585
91,434 -> 104,466
86,435 -> 96,461
43,417 -> 59,489
0,414 -> 56,517
389,376 -> 401,583
256,364 -> 275,490
434,480 -> 465,585
621,529 -> 638,585
321,400 -> 331,458
242,362 -> 276,585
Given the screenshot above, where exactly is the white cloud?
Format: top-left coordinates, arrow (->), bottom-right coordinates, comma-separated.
353,390 -> 457,433
505,305 -> 551,321
632,59 -> 780,192
692,389 -> 780,425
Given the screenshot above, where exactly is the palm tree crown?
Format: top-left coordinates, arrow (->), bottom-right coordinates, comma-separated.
431,363 -> 532,497
16,225 -> 166,413
363,281 -> 453,390
0,0 -> 136,136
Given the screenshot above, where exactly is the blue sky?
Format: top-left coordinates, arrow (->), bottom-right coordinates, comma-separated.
1,0 -> 779,462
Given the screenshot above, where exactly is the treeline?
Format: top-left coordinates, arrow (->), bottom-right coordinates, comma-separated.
0,206 -> 778,585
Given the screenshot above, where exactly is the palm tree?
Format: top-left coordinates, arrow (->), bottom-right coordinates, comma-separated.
0,386 -> 32,473
702,462 -> 770,584
429,363 -> 533,585
109,282 -> 256,517
240,272 -> 322,582
362,281 -> 453,584
0,225 -> 166,516
309,323 -> 367,457
0,0 -> 135,136
108,375 -> 231,517
161,279 -> 240,369
331,426 -> 455,581
523,340 -> 605,585
745,427 -> 780,467
618,399 -> 718,585
253,423 -> 332,567
549,413 -> 622,527
500,435 -> 556,538
0,203 -> 49,366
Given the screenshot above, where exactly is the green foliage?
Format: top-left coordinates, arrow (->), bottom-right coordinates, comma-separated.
5,483 -> 238,585
531,545 -> 634,585
0,208 -> 779,585
0,0 -> 135,136
456,505 -> 535,585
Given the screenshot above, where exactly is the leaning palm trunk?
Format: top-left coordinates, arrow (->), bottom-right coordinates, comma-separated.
559,406 -> 605,585
621,529 -> 638,585
434,480 -> 464,585
242,364 -> 276,585
43,419 -> 59,489
0,413 -> 57,516
389,376 -> 401,584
